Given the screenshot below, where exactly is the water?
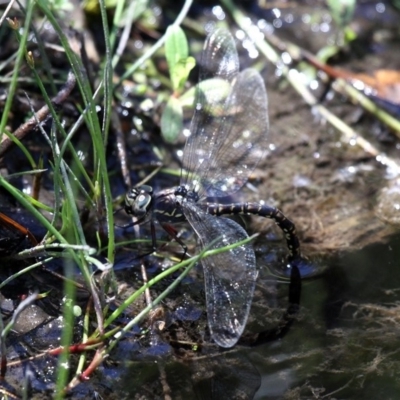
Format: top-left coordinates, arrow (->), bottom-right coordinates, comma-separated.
253,233 -> 400,399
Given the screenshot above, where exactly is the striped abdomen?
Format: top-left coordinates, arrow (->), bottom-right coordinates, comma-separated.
206,202 -> 300,261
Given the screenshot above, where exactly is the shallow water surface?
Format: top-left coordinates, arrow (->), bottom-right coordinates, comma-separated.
252,233 -> 400,399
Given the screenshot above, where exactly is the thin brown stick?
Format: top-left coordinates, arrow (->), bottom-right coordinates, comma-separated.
0,70 -> 76,158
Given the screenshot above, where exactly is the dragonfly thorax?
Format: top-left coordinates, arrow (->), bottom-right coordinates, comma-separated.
174,186 -> 199,203
125,185 -> 153,217
151,185 -> 200,223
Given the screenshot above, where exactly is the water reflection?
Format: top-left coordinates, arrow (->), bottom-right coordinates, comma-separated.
253,233 -> 400,399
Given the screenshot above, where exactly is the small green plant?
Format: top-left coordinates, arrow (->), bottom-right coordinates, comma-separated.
160,26 -> 234,143
326,0 -> 357,44
161,25 -> 195,143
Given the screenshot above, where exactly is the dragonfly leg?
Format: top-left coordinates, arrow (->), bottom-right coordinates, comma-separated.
150,218 -> 158,251
161,223 -> 188,260
115,214 -> 148,229
132,218 -> 157,257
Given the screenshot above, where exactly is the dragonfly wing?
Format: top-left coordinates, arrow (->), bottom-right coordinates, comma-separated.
181,29 -> 239,192
184,202 -> 257,347
181,29 -> 268,198
201,69 -> 268,198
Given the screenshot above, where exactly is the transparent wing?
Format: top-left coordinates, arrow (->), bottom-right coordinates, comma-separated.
181,28 -> 239,192
181,29 -> 269,198
183,202 -> 257,348
197,69 -> 268,198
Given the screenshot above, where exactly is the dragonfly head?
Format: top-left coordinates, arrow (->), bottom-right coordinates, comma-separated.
125,185 -> 153,217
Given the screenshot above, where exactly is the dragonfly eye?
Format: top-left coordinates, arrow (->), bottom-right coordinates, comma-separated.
125,185 -> 153,216
134,193 -> 152,216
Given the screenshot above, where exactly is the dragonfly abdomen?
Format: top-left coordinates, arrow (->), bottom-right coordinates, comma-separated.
206,202 -> 300,261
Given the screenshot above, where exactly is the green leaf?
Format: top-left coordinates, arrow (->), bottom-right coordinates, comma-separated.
326,0 -> 356,28
316,44 -> 341,63
179,78 -> 232,111
172,56 -> 196,93
344,26 -> 357,42
161,96 -> 183,143
165,25 -> 188,65
165,26 -> 195,93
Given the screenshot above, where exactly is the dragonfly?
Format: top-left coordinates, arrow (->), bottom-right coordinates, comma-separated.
124,28 -> 301,348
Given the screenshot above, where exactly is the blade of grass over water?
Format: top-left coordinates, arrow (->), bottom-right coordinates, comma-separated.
106,257 -> 198,353
0,0 -> 35,151
111,0 -> 148,69
98,0 -> 115,262
98,0 -> 113,146
0,130 -> 37,168
102,234 -> 257,330
101,234 -> 257,353
54,257 -> 76,399
37,0 -> 116,263
58,84 -> 104,194
0,177 -> 67,245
